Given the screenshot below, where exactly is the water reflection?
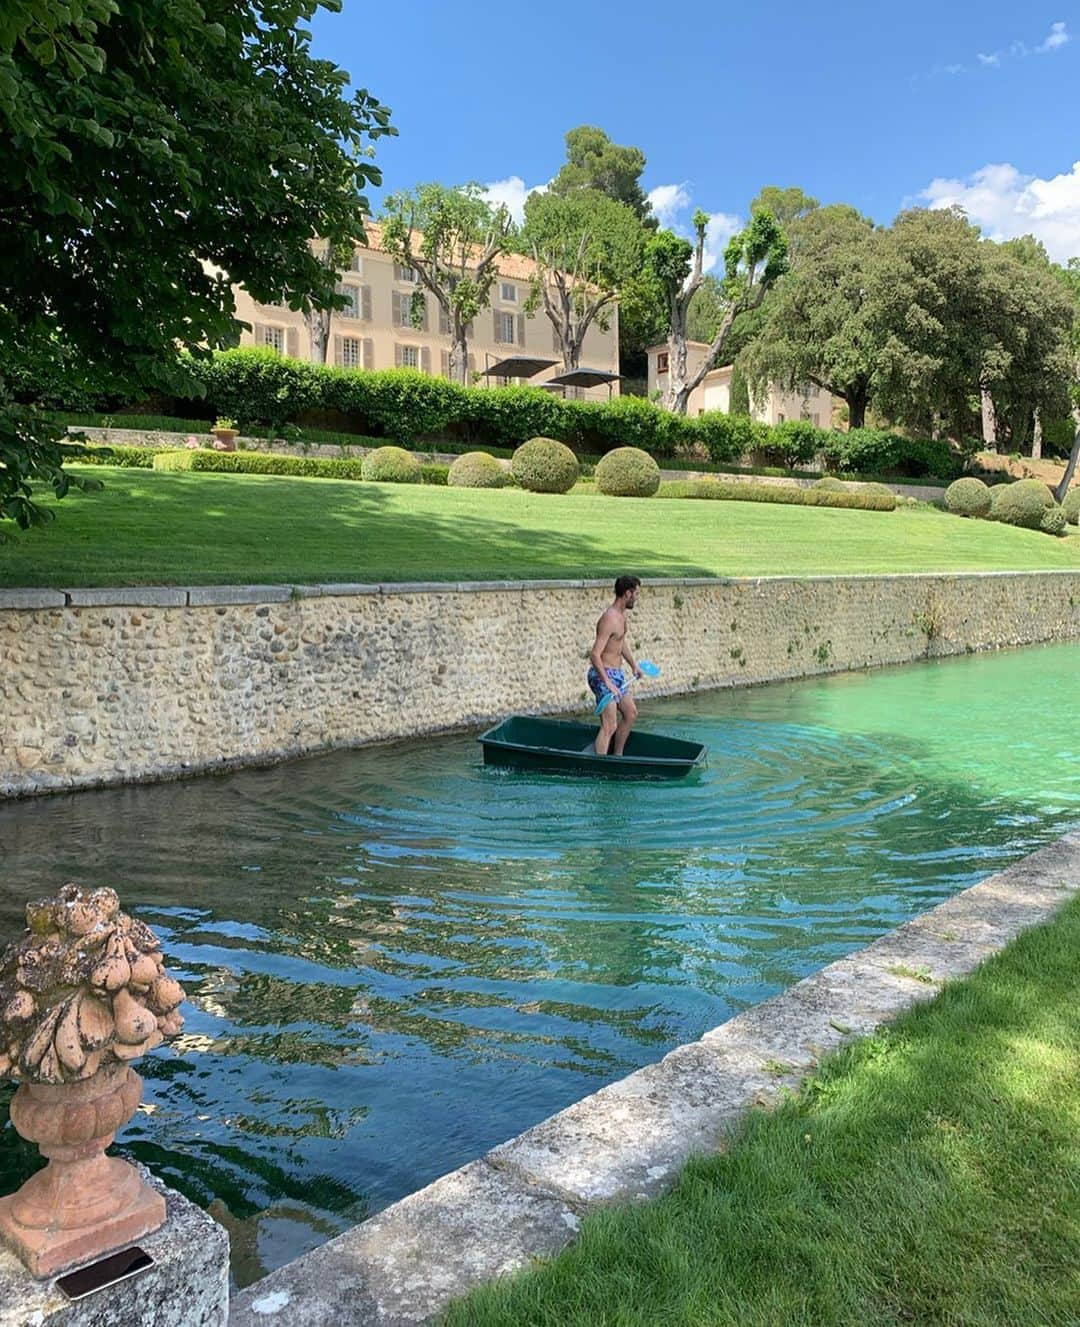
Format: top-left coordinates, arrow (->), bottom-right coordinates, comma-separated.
1,641 -> 1077,1285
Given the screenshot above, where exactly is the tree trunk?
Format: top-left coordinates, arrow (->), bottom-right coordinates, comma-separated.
1053,413 -> 1080,504
1031,408 -> 1043,460
846,390 -> 867,431
449,330 -> 469,385
307,309 -> 330,365
979,382 -> 997,449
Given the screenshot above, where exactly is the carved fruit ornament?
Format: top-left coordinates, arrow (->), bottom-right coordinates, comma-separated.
0,884 -> 184,1084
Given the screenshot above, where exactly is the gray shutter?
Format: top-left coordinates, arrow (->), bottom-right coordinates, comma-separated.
493,309 -> 502,343
393,263 -> 402,282
439,304 -> 451,335
419,296 -> 429,332
468,353 -> 476,376
363,338 -> 374,370
391,291 -> 401,326
394,343 -> 403,368
420,347 -> 431,376
286,327 -> 299,358
361,285 -> 372,321
254,322 -> 268,346
333,335 -> 344,367
441,349 -> 450,377
516,314 -> 525,347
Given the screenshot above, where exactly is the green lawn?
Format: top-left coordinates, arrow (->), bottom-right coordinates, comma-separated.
4,466 -> 1080,587
447,896 -> 1080,1327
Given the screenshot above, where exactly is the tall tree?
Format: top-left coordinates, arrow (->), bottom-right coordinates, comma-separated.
741,205 -> 880,428
1,0 -> 393,533
380,184 -> 512,384
1051,257 -> 1080,502
648,210 -> 788,414
307,240 -> 354,366
548,126 -> 654,224
748,185 -> 819,257
520,191 -> 643,372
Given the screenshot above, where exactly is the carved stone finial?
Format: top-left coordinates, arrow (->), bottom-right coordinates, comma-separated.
0,884 -> 186,1277
0,882 -> 184,1083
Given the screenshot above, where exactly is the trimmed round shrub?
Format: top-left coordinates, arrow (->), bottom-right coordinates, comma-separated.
1040,506 -> 1068,537
360,445 -> 421,483
989,478 -> 1054,529
512,437 -> 579,493
858,482 -> 897,507
1062,487 -> 1080,525
595,447 -> 661,497
448,451 -> 507,489
945,477 -> 992,518
812,476 -> 847,492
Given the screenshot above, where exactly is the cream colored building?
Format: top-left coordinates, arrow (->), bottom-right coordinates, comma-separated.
647,341 -> 833,426
230,222 -> 620,399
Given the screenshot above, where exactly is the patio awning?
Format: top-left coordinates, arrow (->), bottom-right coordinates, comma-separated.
544,367 -> 623,389
479,356 -> 559,379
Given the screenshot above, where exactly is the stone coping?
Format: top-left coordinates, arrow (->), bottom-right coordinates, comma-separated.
4,567 -> 1080,612
228,832 -> 1080,1326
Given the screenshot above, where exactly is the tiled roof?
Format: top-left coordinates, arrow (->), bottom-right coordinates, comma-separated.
360,221 -> 539,283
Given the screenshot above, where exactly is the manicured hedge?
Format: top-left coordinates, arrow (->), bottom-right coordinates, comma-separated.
595,447 -> 661,497
59,348 -> 971,481
149,449 -> 447,484
512,437 -> 579,493
989,478 -> 1055,529
1062,487 -> 1080,525
63,444 -> 157,468
945,477 -> 993,518
659,479 -> 897,511
360,446 -> 422,483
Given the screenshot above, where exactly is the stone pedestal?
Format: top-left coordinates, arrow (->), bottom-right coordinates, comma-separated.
0,1171 -> 229,1327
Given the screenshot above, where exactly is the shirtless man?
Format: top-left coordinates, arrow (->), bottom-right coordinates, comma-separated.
588,575 -> 643,757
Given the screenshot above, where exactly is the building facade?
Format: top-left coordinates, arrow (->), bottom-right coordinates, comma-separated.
229,223 -> 620,399
647,341 -> 833,426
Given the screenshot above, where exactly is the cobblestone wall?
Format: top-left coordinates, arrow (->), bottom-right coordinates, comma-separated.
3,572 -> 1080,797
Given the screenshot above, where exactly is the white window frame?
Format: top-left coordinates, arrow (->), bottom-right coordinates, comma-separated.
337,284 -> 360,319
341,337 -> 362,369
500,281 -> 517,303
261,325 -> 285,354
399,344 -> 420,369
396,264 -> 418,284
351,252 -> 364,274
498,311 -> 515,344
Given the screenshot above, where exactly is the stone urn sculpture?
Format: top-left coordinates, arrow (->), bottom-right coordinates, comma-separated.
0,884 -> 185,1276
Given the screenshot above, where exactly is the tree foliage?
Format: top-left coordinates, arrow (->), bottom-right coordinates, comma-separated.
648,210 -> 789,414
380,183 -> 512,385
520,190 -> 644,370
548,126 -> 654,224
1,0 -> 394,531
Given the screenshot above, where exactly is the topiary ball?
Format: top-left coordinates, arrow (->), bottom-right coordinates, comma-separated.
448,451 -> 507,489
360,446 -> 421,483
1062,487 -> 1080,526
595,447 -> 662,497
1040,506 -> 1068,537
989,478 -> 1055,529
812,476 -> 847,492
859,481 -> 897,507
511,437 -> 579,494
945,477 -> 992,518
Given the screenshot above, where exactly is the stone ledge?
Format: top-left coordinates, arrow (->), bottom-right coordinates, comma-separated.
64,587 -> 188,608
0,588 -> 67,610
185,585 -> 294,606
0,1170 -> 229,1327
227,1159 -> 579,1327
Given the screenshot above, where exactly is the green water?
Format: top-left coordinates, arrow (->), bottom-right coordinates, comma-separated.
1,642 -> 1078,1287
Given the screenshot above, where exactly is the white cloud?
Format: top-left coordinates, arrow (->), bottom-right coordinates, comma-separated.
920,160 -> 1080,261
480,176 -> 546,224
647,183 -> 692,228
967,20 -> 1069,70
1038,20 -> 1070,51
701,211 -> 743,273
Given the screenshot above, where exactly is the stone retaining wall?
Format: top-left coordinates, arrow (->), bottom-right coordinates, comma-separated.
3,572 -> 1080,798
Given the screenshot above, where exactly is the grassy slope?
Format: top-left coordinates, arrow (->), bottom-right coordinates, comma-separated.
447,896 -> 1080,1327
3,467 -> 1080,588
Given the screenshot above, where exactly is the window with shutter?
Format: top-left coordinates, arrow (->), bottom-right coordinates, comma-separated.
336,284 -> 359,319
399,344 -> 420,369
516,314 -> 525,347
657,352 -> 669,374
360,286 -> 372,321
394,263 -> 417,283
500,282 -> 517,303
362,338 -> 375,370
495,311 -> 515,344
439,305 -> 451,336
259,324 -> 285,354
351,252 -> 364,274
340,337 -> 362,369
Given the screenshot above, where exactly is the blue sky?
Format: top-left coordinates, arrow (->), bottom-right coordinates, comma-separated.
310,1 -> 1080,265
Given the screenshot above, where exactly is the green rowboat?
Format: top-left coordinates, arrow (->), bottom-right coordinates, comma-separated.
478,716 -> 707,779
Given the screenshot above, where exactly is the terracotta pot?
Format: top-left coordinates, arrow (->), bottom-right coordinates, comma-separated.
211,428 -> 238,451
0,1061 -> 165,1276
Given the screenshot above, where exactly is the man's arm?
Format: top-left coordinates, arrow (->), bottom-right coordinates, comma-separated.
589,614 -> 621,693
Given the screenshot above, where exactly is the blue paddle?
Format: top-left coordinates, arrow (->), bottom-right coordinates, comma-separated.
594,660 -> 661,715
